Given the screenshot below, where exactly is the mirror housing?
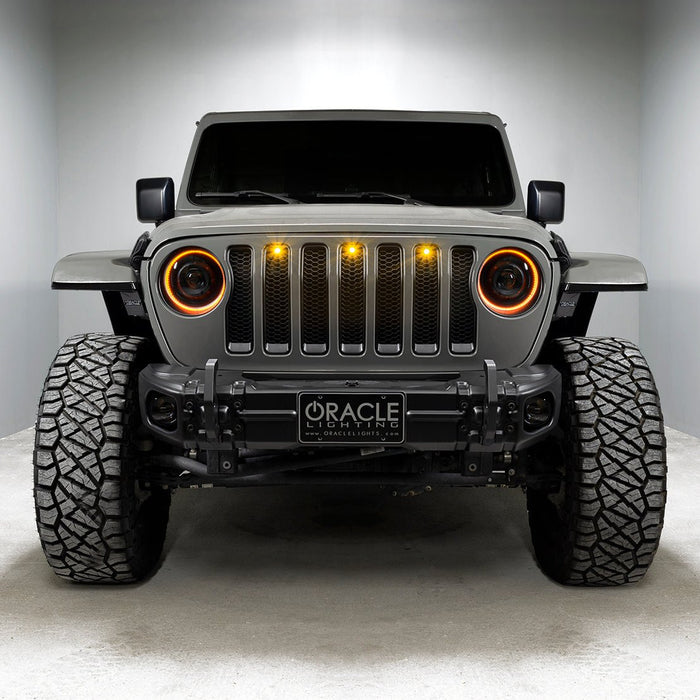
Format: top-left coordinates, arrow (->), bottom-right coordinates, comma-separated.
527,180 -> 565,225
137,177 -> 175,224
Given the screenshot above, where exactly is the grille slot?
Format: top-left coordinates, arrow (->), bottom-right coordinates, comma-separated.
301,244 -> 329,354
412,246 -> 440,354
375,245 -> 403,354
338,244 -> 366,354
263,244 -> 291,354
226,246 -> 253,353
449,247 -> 476,353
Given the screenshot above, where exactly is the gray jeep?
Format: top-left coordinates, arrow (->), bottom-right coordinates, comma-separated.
35,110 -> 666,585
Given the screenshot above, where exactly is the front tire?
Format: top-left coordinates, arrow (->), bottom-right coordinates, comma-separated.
527,337 -> 667,586
34,333 -> 170,583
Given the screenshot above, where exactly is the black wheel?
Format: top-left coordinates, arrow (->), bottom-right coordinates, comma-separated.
527,337 -> 667,586
34,333 -> 170,583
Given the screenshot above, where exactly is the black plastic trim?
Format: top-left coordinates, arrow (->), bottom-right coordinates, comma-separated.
550,233 -> 571,273
52,280 -> 137,291
102,291 -> 154,338
564,282 -> 648,292
544,291 -> 598,341
130,232 -> 151,271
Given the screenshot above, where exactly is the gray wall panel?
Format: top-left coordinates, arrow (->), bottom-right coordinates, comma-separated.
0,0 -> 57,437
640,0 -> 700,436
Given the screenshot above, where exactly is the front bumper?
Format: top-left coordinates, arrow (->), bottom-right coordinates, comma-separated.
139,363 -> 561,456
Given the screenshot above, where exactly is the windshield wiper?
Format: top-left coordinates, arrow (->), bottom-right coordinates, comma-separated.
194,190 -> 299,204
304,191 -> 427,205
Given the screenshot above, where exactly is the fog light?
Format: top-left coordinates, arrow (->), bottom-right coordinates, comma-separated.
524,394 -> 553,431
148,392 -> 178,430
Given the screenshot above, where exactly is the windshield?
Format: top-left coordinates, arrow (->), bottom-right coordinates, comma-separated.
187,120 -> 515,208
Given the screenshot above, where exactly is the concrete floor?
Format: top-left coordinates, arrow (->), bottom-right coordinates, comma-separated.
0,428 -> 698,699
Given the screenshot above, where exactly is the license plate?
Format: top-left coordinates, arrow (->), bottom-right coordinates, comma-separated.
298,393 -> 405,444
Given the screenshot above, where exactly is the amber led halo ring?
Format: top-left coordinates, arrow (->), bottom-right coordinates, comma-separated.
161,247 -> 226,316
477,248 -> 541,316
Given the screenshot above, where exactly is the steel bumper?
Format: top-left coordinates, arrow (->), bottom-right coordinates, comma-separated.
139,363 -> 561,454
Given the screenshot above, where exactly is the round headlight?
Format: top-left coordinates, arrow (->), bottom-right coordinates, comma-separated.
477,248 -> 541,316
161,248 -> 225,315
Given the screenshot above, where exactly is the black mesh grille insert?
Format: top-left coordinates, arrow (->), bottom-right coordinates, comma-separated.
224,240 -> 476,361
226,246 -> 253,353
449,247 -> 476,353
375,245 -> 403,354
301,244 -> 329,354
412,246 -> 440,353
338,244 -> 366,354
263,244 -> 291,353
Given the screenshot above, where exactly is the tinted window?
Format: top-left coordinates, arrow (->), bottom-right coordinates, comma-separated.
188,120 -> 515,207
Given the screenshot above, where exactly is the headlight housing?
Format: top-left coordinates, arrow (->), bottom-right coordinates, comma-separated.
477,248 -> 541,316
161,248 -> 226,315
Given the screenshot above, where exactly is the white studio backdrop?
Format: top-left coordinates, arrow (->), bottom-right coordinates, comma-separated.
2,0 -> 699,436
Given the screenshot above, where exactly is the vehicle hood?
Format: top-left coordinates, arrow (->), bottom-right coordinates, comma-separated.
145,203 -> 556,257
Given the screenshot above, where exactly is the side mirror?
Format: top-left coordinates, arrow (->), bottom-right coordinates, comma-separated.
527,180 -> 565,225
136,177 -> 175,224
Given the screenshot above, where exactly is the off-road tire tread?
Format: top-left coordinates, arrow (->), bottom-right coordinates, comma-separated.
528,337 -> 666,586
33,333 -> 169,583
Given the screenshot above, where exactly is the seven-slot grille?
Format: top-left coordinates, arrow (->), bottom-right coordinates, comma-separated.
226,242 -> 476,357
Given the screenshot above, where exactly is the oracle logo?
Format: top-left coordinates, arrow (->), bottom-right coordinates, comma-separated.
304,400 -> 401,424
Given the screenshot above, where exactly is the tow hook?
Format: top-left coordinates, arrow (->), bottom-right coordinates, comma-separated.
483,359 -> 498,445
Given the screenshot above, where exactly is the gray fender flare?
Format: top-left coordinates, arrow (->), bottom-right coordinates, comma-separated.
563,253 -> 647,292
51,250 -> 136,290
